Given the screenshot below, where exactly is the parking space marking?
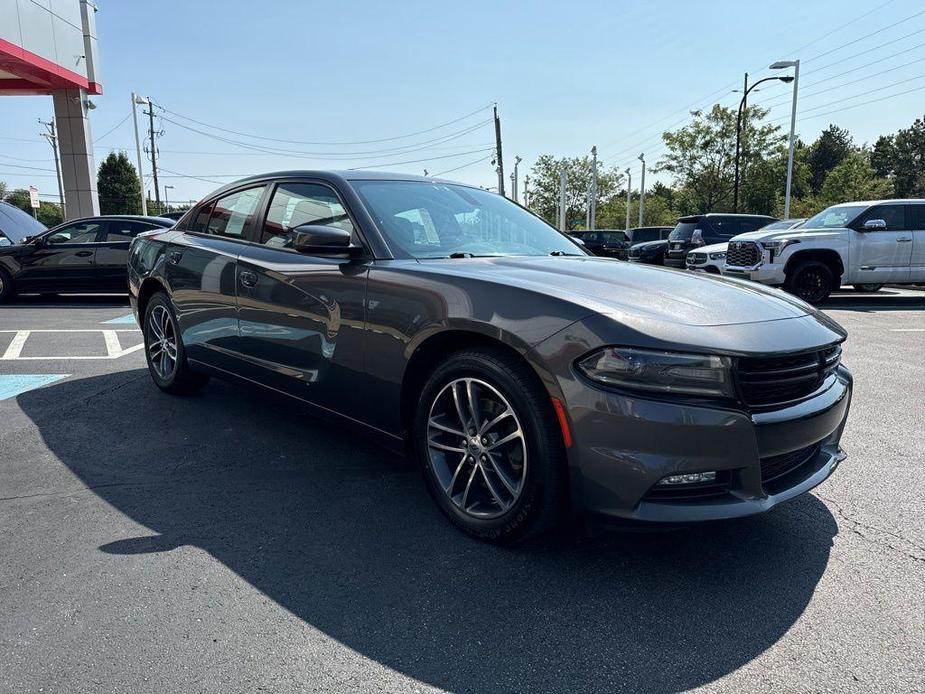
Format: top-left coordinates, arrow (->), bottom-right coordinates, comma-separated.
1,331 -> 30,360
0,374 -> 69,400
889,328 -> 925,332
0,330 -> 144,360
102,314 -> 137,325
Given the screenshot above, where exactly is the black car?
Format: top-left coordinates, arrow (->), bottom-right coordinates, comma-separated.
625,226 -> 673,245
627,239 -> 670,265
664,214 -> 777,268
0,215 -> 175,301
127,170 -> 851,544
570,229 -> 629,259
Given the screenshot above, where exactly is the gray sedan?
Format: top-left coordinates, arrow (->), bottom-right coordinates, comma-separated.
128,171 -> 851,543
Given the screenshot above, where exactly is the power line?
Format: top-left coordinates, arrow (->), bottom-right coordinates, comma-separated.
0,162 -> 55,172
804,8 -> 925,64
348,147 -> 495,170
93,112 -> 132,143
432,153 -> 494,177
768,73 -> 925,122
154,102 -> 493,146
782,0 -> 899,57
790,83 -> 925,123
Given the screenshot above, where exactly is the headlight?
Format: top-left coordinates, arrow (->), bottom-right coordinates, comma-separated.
709,252 -> 726,260
577,347 -> 735,397
763,238 -> 799,261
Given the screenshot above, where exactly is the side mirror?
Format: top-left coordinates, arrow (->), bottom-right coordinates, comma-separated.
290,223 -> 359,256
31,235 -> 45,246
862,219 -> 887,231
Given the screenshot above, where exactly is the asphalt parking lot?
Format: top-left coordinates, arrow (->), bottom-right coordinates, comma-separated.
1,288 -> 923,693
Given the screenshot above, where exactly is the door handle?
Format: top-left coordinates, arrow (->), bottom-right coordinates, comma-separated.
168,250 -> 183,265
896,237 -> 912,243
75,250 -> 93,257
239,270 -> 258,288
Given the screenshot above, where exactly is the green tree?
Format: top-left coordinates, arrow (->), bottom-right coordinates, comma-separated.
655,104 -> 786,214
3,188 -> 33,214
807,125 -> 853,195
37,201 -> 63,227
820,149 -> 892,205
887,116 -> 925,197
97,151 -> 142,215
526,154 -> 623,229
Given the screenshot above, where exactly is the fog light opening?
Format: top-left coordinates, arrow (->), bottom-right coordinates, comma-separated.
656,471 -> 718,486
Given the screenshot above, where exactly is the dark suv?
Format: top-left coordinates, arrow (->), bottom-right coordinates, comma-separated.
570,229 -> 629,259
664,214 -> 777,268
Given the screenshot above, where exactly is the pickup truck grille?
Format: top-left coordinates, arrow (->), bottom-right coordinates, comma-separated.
726,241 -> 761,267
736,345 -> 842,409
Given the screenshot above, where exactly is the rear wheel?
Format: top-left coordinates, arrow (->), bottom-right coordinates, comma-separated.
414,348 -> 567,543
143,292 -> 209,394
0,268 -> 15,303
785,261 -> 835,305
852,283 -> 884,293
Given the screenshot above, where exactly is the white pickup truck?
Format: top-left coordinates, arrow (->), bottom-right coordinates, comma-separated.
723,199 -> 925,303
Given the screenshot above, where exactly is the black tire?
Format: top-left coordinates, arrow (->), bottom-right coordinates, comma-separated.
413,348 -> 567,544
143,292 -> 209,395
785,260 -> 835,305
852,283 -> 884,293
0,268 -> 15,303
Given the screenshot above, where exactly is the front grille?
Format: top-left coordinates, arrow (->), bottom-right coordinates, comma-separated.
726,241 -> 761,267
628,248 -> 641,258
760,444 -> 820,492
737,345 -> 842,409
688,252 -> 707,264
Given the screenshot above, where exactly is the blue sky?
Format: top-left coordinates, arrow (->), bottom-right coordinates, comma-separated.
2,0 -> 924,204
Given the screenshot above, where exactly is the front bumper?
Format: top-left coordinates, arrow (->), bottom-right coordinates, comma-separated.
664,255 -> 687,268
723,261 -> 784,285
564,367 -> 852,523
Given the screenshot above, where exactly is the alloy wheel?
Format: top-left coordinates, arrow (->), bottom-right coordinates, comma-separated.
426,377 -> 527,519
796,269 -> 828,303
147,305 -> 178,380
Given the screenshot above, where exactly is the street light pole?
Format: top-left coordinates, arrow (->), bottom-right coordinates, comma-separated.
589,146 -> 598,230
638,154 -> 646,227
512,155 -> 522,202
164,184 -> 174,213
38,118 -> 65,219
131,92 -> 147,215
771,59 -> 800,220
559,169 -> 567,231
624,168 -> 631,231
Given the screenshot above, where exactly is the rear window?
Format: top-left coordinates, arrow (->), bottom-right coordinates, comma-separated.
669,221 -> 700,241
600,231 -> 627,244
632,229 -> 658,243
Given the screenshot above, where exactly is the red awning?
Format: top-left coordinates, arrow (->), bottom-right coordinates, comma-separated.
0,37 -> 102,95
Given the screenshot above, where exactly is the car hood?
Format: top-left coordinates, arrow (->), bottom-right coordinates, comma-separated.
692,242 -> 727,254
416,256 -> 821,327
731,227 -> 846,243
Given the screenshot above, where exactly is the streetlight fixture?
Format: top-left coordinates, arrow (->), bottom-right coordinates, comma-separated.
164,184 -> 174,213
733,73 -> 794,212
771,59 -> 800,219
131,92 -> 148,215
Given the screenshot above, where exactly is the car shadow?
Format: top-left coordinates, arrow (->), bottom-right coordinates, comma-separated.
16,371 -> 838,693
3,293 -> 130,309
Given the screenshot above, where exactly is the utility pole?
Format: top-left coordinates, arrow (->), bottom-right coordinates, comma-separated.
733,72 -> 748,213
624,168 -> 632,230
638,153 -> 646,227
558,169 -> 567,231
589,146 -> 598,230
38,118 -> 66,219
131,93 -> 148,215
493,104 -> 505,197
145,97 -> 161,214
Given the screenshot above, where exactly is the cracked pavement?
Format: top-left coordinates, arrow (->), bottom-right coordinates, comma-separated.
0,291 -> 923,693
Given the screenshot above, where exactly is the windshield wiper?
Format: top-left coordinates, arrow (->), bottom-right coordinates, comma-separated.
448,252 -> 475,258
549,250 -> 583,256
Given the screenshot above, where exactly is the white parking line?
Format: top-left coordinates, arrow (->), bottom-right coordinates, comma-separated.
890,329 -> 925,332
0,329 -> 145,361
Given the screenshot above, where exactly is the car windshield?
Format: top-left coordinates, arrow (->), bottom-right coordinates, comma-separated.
352,180 -> 587,258
668,220 -> 700,241
760,219 -> 803,231
802,205 -> 867,229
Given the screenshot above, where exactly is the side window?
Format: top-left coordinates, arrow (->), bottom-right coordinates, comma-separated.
46,221 -> 103,244
207,187 -> 266,239
707,217 -> 740,239
739,218 -> 768,233
103,221 -> 157,242
262,182 -> 355,247
856,204 -> 908,231
910,205 -> 925,229
189,202 -> 214,233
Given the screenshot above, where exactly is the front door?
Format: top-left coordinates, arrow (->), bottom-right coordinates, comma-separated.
850,204 -> 912,283
909,204 -> 925,282
16,220 -> 103,292
235,180 -> 368,416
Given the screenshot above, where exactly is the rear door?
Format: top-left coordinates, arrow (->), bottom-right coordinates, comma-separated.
234,180 -> 369,414
849,204 -> 912,283
95,220 -> 164,290
16,220 -> 102,292
166,186 -> 267,372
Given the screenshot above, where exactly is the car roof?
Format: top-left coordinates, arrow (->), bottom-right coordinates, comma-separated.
829,199 -> 925,207
678,213 -> 777,221
48,214 -> 176,228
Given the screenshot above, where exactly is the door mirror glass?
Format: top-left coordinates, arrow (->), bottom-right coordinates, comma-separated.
291,224 -> 355,255
863,219 -> 887,231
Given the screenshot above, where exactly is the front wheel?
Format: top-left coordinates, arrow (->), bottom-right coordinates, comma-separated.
785,261 -> 835,305
143,292 -> 209,394
414,348 -> 567,543
852,283 -> 884,293
0,268 -> 15,303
